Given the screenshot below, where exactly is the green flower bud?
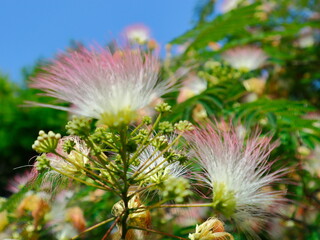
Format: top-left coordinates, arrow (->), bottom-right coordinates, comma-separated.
165,151 -> 188,164
35,154 -> 50,171
174,120 -> 194,132
204,60 -> 221,70
63,139 -> 76,154
155,102 -> 172,113
135,129 -> 149,144
142,116 -> 152,125
158,121 -> 174,134
32,130 -> 61,153
90,127 -> 105,143
161,176 -> 192,203
152,135 -> 168,151
66,116 -> 91,137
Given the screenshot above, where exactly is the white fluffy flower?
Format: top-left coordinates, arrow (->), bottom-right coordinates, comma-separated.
186,124 -> 286,236
46,136 -> 89,174
219,0 -> 241,13
178,74 -> 207,103
30,46 -> 171,126
132,144 -> 187,185
222,46 -> 268,71
124,24 -> 150,44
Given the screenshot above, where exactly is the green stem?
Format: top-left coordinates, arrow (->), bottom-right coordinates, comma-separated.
72,148 -> 118,176
132,133 -> 183,179
130,202 -> 212,217
118,126 -> 130,240
157,203 -> 213,208
128,131 -> 161,167
54,151 -> 103,181
74,137 -> 124,192
84,137 -> 109,166
130,121 -> 145,136
128,113 -> 163,166
128,183 -> 157,198
50,166 -> 107,191
53,151 -> 116,193
84,136 -> 125,190
102,139 -> 118,151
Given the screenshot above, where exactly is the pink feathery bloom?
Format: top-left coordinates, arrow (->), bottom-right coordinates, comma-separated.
7,170 -> 37,193
219,0 -> 241,13
45,136 -> 90,174
222,46 -> 268,71
30,46 -> 170,126
185,124 -> 286,236
123,24 -> 151,44
177,73 -> 207,103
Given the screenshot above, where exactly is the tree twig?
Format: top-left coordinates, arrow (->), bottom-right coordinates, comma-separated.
102,214 -> 122,240
71,217 -> 115,240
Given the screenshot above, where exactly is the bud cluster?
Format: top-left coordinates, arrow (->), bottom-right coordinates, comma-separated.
155,102 -> 172,113
198,60 -> 243,86
66,116 -> 91,137
161,177 -> 192,203
32,130 -> 61,153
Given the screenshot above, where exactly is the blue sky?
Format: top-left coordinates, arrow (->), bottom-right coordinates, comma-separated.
0,0 -> 197,83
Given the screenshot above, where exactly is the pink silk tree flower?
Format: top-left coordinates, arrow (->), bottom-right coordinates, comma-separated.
30,46 -> 170,126
221,46 -> 268,71
185,124 -> 286,237
6,170 -> 37,193
219,0 -> 241,13
44,136 -> 90,175
123,24 -> 151,44
177,73 -> 207,103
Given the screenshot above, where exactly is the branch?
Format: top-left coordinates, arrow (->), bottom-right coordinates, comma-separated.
71,217 -> 115,240
102,215 -> 122,240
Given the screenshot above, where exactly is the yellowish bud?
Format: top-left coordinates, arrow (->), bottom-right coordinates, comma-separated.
189,218 -> 234,240
212,182 -> 236,218
243,78 -> 266,95
17,194 -> 50,226
66,207 -> 86,232
112,194 -> 151,239
100,107 -> 137,127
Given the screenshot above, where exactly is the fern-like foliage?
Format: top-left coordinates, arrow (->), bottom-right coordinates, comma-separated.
171,3 -> 262,51
229,99 -> 320,150
166,79 -> 245,122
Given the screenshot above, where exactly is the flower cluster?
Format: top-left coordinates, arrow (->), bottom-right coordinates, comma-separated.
1,43 -> 287,240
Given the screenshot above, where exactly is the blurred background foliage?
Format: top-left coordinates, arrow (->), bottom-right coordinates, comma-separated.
0,0 -> 320,239
0,69 -> 68,196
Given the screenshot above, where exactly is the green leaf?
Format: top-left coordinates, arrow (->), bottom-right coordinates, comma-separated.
171,3 -> 262,50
